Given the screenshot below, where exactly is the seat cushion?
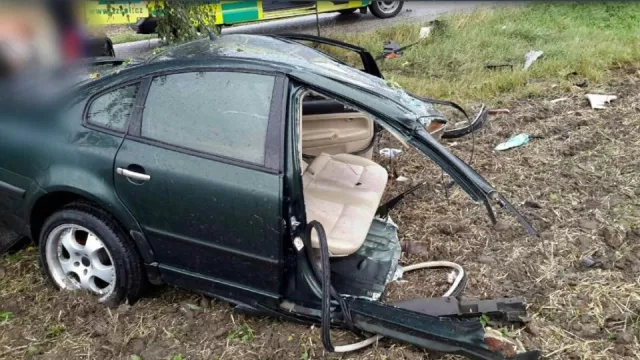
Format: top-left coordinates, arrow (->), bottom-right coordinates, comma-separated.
303,153 -> 388,257
303,153 -> 387,207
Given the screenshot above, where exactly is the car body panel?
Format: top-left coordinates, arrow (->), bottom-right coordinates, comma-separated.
114,139 -> 285,298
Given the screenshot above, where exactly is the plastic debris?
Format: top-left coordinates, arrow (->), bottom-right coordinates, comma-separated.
396,176 -> 409,182
586,94 -> 617,109
582,256 -> 597,268
523,50 -> 543,71
383,40 -> 402,59
379,148 -> 402,159
485,63 -> 513,71
488,108 -> 510,115
495,133 -> 530,151
419,26 -> 432,39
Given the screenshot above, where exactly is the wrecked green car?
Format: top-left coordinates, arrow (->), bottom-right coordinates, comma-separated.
0,34 -> 540,359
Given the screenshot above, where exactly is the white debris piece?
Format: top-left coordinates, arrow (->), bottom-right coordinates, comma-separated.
419,26 -> 432,39
550,97 -> 568,104
447,270 -> 458,284
379,148 -> 402,159
396,176 -> 409,182
586,94 -> 617,109
523,50 -> 544,70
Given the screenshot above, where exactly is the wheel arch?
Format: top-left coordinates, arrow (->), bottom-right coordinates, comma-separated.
28,187 -> 141,248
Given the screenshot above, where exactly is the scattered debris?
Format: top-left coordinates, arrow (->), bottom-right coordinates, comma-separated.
383,40 -> 402,59
419,26 -> 432,39
488,108 -> 510,115
396,176 -> 409,182
484,328 -> 518,357
485,63 -> 513,71
379,148 -> 402,159
523,50 -> 544,70
495,133 -> 530,151
582,256 -> 597,268
586,94 -> 617,109
550,97 -> 568,104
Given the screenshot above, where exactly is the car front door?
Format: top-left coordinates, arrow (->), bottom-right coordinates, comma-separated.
113,70 -> 286,302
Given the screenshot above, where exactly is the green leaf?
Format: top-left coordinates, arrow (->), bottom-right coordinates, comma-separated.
0,311 -> 13,322
480,314 -> 490,327
130,355 -> 142,360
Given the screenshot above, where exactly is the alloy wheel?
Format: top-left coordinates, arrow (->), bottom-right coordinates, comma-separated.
45,224 -> 116,301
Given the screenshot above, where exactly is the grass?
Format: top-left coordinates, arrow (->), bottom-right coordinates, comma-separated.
110,32 -> 157,45
322,2 -> 640,106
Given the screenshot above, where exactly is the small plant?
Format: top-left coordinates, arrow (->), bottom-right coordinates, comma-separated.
480,314 -> 490,327
130,355 -> 142,360
46,324 -> 66,338
170,354 -> 185,360
6,253 -> 23,262
227,324 -> 255,343
0,311 -> 13,322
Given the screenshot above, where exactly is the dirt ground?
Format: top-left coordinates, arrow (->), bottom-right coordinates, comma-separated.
1,69 -> 639,360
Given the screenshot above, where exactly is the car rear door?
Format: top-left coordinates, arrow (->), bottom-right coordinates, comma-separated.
113,69 -> 287,302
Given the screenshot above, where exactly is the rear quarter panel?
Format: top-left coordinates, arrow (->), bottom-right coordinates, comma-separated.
0,95 -> 144,240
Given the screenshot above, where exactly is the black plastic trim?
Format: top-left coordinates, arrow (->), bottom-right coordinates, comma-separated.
129,230 -> 155,264
0,180 -> 25,199
82,79 -> 144,136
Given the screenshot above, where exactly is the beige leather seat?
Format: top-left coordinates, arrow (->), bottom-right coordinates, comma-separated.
302,153 -> 388,257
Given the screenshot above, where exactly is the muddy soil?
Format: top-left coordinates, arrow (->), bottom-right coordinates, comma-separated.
1,71 -> 639,360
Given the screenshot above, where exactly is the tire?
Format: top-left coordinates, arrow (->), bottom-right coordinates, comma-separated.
369,1 -> 403,19
38,202 -> 145,307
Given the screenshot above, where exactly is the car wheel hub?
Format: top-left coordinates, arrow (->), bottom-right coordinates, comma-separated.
45,224 -> 116,300
376,1 -> 400,13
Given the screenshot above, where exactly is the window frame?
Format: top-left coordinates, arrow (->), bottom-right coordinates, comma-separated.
126,68 -> 287,174
82,80 -> 144,136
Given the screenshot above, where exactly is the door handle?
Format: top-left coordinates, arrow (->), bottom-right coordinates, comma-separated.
116,168 -> 151,182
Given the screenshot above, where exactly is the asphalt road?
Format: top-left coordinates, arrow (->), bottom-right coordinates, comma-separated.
114,1 -> 506,59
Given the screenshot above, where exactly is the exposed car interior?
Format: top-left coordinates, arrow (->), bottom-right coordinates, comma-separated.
298,91 -> 389,258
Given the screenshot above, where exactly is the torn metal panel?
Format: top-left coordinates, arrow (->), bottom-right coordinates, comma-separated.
330,216 -> 402,300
